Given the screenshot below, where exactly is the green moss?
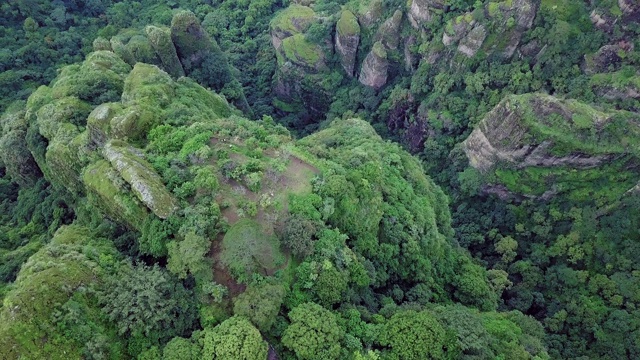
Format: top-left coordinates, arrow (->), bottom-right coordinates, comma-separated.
103,140 -> 178,219
145,25 -> 185,78
0,225 -> 118,360
372,41 -> 387,59
170,10 -> 213,61
270,4 -> 316,35
511,94 -> 640,157
122,63 -> 175,108
36,96 -> 91,140
337,10 -> 360,37
83,160 -> 149,230
282,34 -> 322,67
125,35 -> 160,65
45,124 -> 86,193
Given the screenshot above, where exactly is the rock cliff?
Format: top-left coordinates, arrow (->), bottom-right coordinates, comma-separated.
335,10 -> 360,77
463,93 -> 640,200
359,42 -> 389,89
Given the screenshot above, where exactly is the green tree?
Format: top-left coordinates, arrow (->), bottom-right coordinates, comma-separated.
281,214 -> 316,258
282,302 -> 344,360
100,263 -> 197,343
167,231 -> 211,280
202,316 -> 268,360
163,336 -> 200,360
233,282 -> 285,332
379,310 -> 456,360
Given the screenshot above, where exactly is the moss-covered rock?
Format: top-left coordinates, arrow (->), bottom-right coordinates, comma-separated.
281,34 -> 325,70
0,105 -> 41,186
458,24 -> 487,57
335,10 -> 361,77
35,96 -> 92,140
170,10 -> 213,68
146,25 -> 185,78
374,10 -> 403,50
92,36 -> 112,51
359,42 -> 389,89
45,123 -> 87,193
270,4 -> 316,43
86,102 -> 122,148
358,0 -> 384,28
463,93 -> 640,201
103,140 -> 178,219
110,37 -> 136,66
50,51 -> 131,105
0,225 -> 121,360
123,63 -> 175,107
125,34 -> 161,65
83,160 -> 149,230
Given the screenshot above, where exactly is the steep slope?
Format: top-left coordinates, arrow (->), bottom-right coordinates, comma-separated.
463,93 -> 640,202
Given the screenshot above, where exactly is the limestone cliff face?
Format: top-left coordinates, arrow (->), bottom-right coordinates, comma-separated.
463,93 -> 640,200
145,25 -> 185,78
375,10 -> 403,50
103,140 -> 178,219
463,94 -> 623,172
458,25 -> 486,58
442,0 -> 537,58
335,10 -> 360,77
359,42 -> 389,89
408,0 -> 446,27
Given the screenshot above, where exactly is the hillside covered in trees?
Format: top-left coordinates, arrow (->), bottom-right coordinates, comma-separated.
1,0 -> 639,359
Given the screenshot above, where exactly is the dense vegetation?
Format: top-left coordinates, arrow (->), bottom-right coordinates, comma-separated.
1,0 -> 639,359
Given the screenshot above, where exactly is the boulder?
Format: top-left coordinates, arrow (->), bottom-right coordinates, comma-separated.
375,10 -> 403,50
103,140 -> 178,219
145,25 -> 185,78
458,25 -> 486,57
270,4 -> 316,48
359,42 -> 389,89
83,160 -> 148,230
335,10 -> 360,77
0,129 -> 41,186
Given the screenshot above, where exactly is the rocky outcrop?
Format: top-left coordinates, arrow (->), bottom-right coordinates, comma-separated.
335,10 -> 360,77
458,25 -> 486,57
619,0 -> 640,18
375,10 -> 403,50
359,42 -> 389,89
0,108 -> 41,186
463,93 -> 636,172
443,14 -> 475,46
280,34 -> 325,71
443,0 -> 537,59
584,44 -> 626,74
83,160 -> 149,230
358,0 -> 384,28
103,140 -> 178,219
170,10 -> 214,69
408,0 -> 445,27
145,25 -> 185,78
270,4 -> 316,49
